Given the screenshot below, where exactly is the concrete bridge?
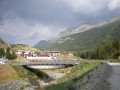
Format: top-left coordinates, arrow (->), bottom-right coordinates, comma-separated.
20,60 -> 81,70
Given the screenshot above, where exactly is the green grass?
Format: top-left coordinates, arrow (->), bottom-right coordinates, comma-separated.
57,55 -> 81,60
12,65 -> 33,78
46,60 -> 102,90
12,65 -> 48,80
109,59 -> 120,62
25,84 -> 31,87
12,65 -> 43,79
0,62 -> 46,83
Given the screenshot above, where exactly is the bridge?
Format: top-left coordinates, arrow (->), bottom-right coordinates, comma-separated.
20,60 -> 81,70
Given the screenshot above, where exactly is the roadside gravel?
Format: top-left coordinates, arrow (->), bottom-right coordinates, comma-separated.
108,63 -> 120,90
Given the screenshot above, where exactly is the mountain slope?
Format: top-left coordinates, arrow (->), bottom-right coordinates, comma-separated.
50,21 -> 107,42
11,44 -> 39,52
0,37 -> 8,48
39,17 -> 120,51
33,40 -> 48,48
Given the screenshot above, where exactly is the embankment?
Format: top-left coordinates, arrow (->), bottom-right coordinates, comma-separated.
46,61 -> 112,90
0,61 -> 113,90
0,63 -> 68,90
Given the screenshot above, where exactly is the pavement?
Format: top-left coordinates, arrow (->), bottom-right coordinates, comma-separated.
108,63 -> 120,90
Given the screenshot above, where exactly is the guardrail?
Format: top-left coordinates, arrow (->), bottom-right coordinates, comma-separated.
20,60 -> 81,66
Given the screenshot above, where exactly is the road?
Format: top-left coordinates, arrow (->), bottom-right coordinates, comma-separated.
108,63 -> 120,90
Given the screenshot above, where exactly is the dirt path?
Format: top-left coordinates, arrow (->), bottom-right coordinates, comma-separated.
14,55 -> 25,61
108,63 -> 120,90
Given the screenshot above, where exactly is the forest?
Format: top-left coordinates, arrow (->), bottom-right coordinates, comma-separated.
75,38 -> 120,60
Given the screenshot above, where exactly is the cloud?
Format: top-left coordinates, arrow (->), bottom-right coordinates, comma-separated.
58,0 -> 109,13
0,12 -> 65,46
0,0 -> 120,46
108,0 -> 120,10
0,0 -> 74,27
58,0 -> 120,13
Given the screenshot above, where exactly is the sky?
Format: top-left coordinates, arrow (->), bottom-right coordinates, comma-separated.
0,0 -> 120,46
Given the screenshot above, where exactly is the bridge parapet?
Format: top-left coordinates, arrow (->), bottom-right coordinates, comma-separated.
20,60 -> 81,66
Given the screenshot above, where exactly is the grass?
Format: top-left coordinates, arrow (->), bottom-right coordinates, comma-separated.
12,65 -> 45,79
0,61 -> 49,83
12,65 -> 49,81
46,60 -> 102,90
11,44 -> 39,52
25,84 -> 31,87
12,65 -> 29,78
109,59 -> 120,62
0,65 -> 19,83
57,55 -> 82,60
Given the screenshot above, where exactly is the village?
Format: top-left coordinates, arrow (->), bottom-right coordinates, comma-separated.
10,50 -> 74,62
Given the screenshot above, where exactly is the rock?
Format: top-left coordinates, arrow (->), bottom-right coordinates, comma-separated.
0,79 -> 37,90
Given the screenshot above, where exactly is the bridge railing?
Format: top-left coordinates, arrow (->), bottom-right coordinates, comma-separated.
20,60 -> 81,66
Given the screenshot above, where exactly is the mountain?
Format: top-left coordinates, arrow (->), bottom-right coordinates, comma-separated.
36,21 -> 107,48
39,17 -> 120,51
0,38 -> 4,43
50,21 -> 107,42
0,37 -> 8,48
33,40 -> 48,48
11,44 -> 39,52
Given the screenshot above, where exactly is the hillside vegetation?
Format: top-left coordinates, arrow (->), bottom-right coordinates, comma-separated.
0,61 -> 47,83
46,61 -> 101,90
33,40 -> 48,48
76,38 -> 120,60
39,17 -> 120,51
11,44 -> 39,52
0,37 -> 8,48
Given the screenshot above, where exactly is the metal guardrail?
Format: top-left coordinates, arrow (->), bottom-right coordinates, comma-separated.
20,60 -> 81,66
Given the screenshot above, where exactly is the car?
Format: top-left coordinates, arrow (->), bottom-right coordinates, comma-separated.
0,61 -> 5,64
3,59 -> 9,62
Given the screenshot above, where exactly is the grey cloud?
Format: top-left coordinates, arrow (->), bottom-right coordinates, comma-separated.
0,0 -> 120,46
0,0 -> 74,27
108,0 -> 120,10
0,14 -> 65,46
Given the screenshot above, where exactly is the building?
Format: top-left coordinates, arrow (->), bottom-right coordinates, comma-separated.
26,55 -> 56,61
50,51 -> 61,56
40,51 -> 61,56
61,53 -> 74,56
12,50 -> 37,60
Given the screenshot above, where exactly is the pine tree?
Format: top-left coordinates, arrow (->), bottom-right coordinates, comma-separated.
0,48 -> 5,58
98,41 -> 106,59
104,42 -> 112,59
11,52 -> 17,59
6,47 -> 12,60
112,38 -> 120,52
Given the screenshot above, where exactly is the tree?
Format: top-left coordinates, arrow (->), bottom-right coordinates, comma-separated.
112,51 -> 120,59
11,52 -> 17,59
104,42 -> 112,59
112,38 -> 120,52
0,48 -> 5,58
98,41 -> 106,59
6,47 -> 12,60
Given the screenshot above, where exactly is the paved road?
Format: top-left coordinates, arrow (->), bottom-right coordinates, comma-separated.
108,63 -> 120,90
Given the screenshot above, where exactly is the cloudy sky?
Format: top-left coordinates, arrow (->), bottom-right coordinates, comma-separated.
0,0 -> 120,46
